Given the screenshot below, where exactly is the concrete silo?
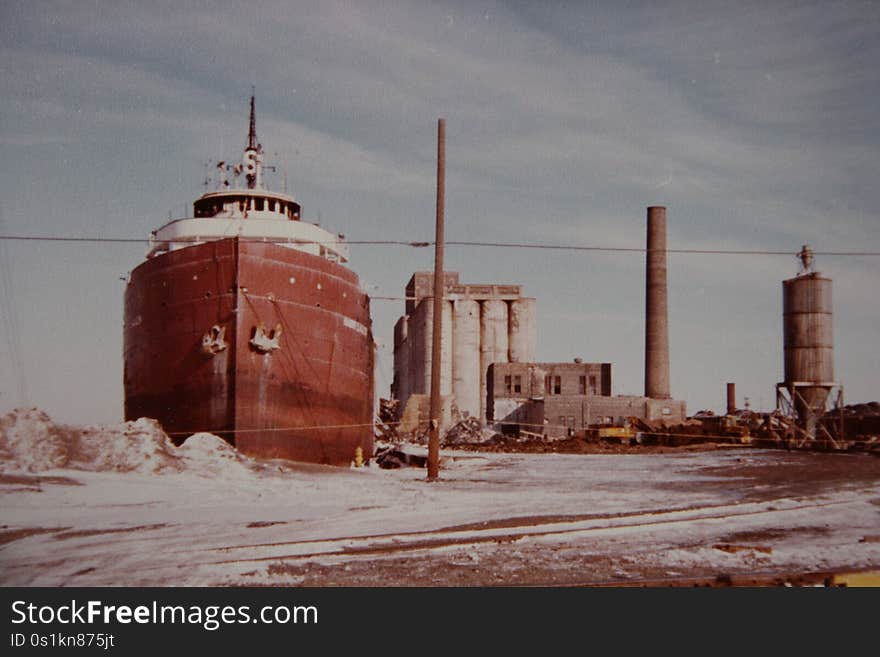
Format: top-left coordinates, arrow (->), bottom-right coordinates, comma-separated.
392,272 -> 535,424
453,299 -> 481,418
480,299 -> 509,421
509,298 -> 536,363
440,299 -> 454,396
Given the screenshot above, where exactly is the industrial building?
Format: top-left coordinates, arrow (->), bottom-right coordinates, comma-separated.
488,361 -> 686,438
391,206 -> 688,437
391,271 -> 536,422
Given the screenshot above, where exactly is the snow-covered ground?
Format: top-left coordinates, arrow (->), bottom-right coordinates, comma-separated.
1,409 -> 878,586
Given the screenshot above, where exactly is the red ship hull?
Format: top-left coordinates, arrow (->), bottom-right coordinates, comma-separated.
123,237 -> 374,466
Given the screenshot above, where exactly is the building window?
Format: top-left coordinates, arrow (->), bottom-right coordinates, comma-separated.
579,375 -> 587,395
545,375 -> 552,395
256,197 -> 265,211
504,375 -> 512,395
589,375 -> 597,395
554,376 -> 561,395
513,375 -> 522,394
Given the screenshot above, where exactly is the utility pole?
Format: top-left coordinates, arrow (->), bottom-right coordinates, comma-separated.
427,118 -> 445,481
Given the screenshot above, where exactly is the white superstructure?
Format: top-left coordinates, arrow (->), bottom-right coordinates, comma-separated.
147,95 -> 349,263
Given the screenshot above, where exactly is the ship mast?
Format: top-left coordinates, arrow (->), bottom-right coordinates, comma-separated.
247,94 -> 257,151
243,91 -> 263,190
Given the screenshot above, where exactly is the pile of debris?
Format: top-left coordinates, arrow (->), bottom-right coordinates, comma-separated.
376,397 -> 499,449
374,398 -> 401,443
378,398 -> 400,423
374,443 -> 428,469
822,401 -> 880,447
442,416 -> 496,446
837,402 -> 880,417
372,401 -> 499,467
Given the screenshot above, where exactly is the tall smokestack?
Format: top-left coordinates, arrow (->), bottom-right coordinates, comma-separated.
645,206 -> 670,399
726,382 -> 736,415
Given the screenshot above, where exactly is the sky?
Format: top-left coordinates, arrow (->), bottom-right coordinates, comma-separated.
0,0 -> 878,424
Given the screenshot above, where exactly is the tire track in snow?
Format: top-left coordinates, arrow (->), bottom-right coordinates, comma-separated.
199,497 -> 859,566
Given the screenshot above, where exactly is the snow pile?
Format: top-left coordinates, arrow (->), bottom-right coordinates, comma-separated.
71,418 -> 182,474
178,432 -> 255,478
0,408 -> 70,471
0,408 -> 259,477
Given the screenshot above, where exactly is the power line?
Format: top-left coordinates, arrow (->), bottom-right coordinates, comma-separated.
0,235 -> 433,247
164,420 -> 394,437
0,236 -> 149,244
0,234 -> 878,256
447,241 -> 880,256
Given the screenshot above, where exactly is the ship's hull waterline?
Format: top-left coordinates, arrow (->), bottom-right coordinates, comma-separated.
124,237 -> 375,466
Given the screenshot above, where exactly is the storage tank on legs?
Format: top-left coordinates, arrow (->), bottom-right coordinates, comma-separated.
782,245 -> 835,436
